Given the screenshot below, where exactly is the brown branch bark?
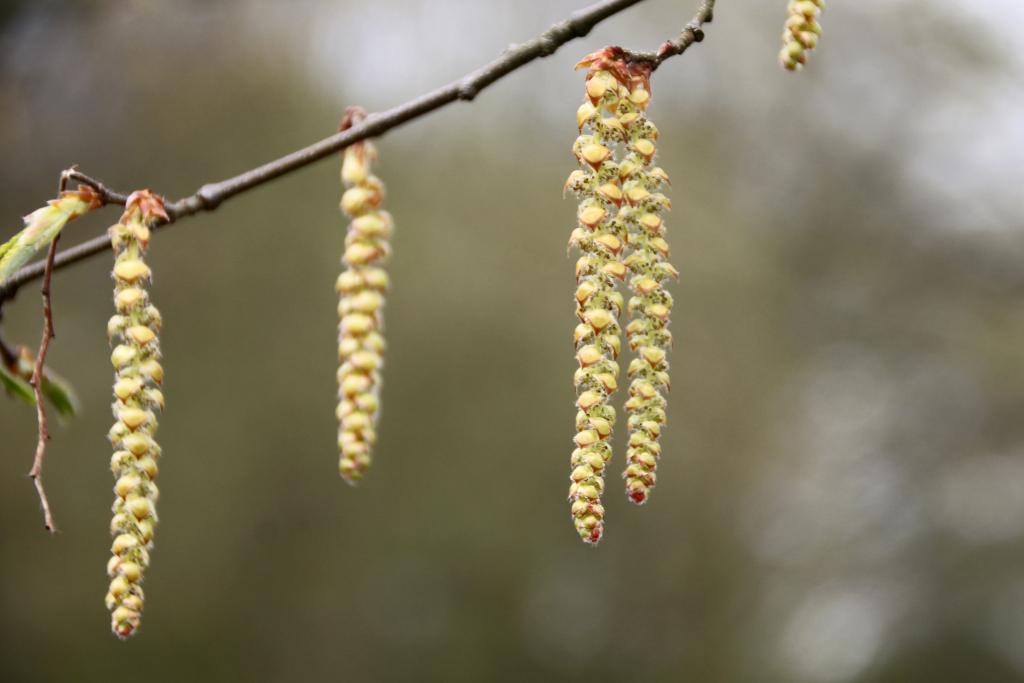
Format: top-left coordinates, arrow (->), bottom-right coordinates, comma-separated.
28,234 -> 60,533
0,0 -> 716,302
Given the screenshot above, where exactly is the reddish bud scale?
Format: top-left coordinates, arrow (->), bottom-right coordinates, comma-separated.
337,117 -> 391,485
566,65 -> 640,546
616,69 -> 675,506
105,190 -> 166,639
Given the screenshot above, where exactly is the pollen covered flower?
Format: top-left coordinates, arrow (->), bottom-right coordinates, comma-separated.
336,107 -> 391,484
780,0 -> 824,70
104,190 -> 168,639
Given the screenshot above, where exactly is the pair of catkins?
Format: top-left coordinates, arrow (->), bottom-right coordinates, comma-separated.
563,6 -> 826,545
566,49 -> 676,545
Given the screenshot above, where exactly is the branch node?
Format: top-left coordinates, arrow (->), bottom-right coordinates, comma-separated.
196,185 -> 223,210
561,13 -> 591,41
458,80 -> 480,101
538,36 -> 558,56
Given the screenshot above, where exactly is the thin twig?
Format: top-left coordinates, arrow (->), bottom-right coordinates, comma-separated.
28,234 -> 60,533
62,169 -> 129,207
622,0 -> 715,69
0,0 -> 717,301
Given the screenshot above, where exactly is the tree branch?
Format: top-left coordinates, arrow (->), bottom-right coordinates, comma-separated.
0,0 -> 716,302
28,234 -> 60,533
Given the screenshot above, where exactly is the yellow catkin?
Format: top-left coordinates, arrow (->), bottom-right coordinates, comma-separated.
104,190 -> 167,639
780,0 -> 824,70
336,107 -> 391,484
565,48 -> 635,545
618,64 -> 674,505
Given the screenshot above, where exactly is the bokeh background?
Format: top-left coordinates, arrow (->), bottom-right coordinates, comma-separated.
2,0 -> 1024,680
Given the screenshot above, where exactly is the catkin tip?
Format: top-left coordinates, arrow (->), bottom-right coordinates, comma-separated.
779,0 -> 823,70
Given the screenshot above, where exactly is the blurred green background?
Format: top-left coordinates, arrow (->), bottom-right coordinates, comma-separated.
2,0 -> 1024,681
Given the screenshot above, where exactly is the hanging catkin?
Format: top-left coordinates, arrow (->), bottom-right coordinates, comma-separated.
780,0 -> 824,70
104,190 -> 167,639
618,63 -> 674,505
565,48 -> 634,545
336,107 -> 391,484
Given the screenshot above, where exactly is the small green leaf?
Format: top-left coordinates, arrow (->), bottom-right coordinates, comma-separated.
0,186 -> 103,289
0,232 -> 36,289
41,371 -> 79,420
1,356 -> 79,420
0,363 -> 36,407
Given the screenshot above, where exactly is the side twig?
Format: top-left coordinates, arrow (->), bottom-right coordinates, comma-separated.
0,0 -> 717,302
623,0 -> 714,68
62,169 -> 129,207
29,234 -> 60,533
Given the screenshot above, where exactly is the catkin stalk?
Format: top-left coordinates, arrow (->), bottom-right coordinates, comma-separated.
336,107 -> 391,484
104,190 -> 167,639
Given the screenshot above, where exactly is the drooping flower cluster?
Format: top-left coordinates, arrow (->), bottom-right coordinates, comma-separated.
104,190 -> 167,639
564,48 -> 629,545
616,64 -> 674,506
566,48 -> 675,544
780,0 -> 824,70
336,107 -> 391,484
